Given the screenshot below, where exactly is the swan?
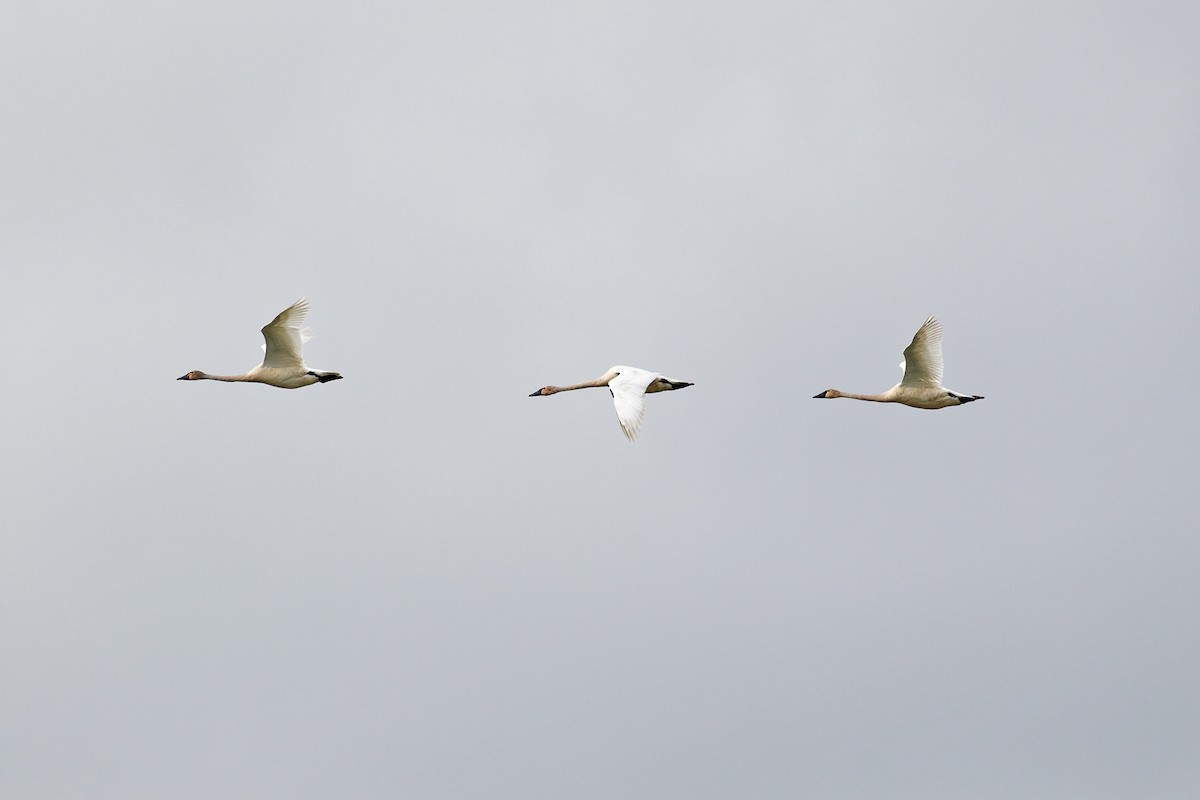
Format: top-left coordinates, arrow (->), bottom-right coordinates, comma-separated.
529,365 -> 693,441
813,315 -> 983,409
177,298 -> 343,389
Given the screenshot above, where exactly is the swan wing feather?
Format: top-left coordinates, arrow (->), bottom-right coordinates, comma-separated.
900,315 -> 944,389
609,367 -> 657,442
261,298 -> 310,369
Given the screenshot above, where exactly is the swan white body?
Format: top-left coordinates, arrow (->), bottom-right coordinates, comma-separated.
529,365 -> 693,441
814,316 -> 983,409
178,298 -> 343,389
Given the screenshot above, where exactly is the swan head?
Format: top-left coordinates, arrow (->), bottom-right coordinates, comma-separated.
813,389 -> 839,399
529,386 -> 554,397
178,371 -> 206,381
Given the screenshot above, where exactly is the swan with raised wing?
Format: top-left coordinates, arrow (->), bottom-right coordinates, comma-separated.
529,365 -> 692,441
178,298 -> 343,389
814,315 -> 982,409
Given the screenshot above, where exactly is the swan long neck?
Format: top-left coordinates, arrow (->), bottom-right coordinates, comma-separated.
837,390 -> 893,402
199,372 -> 251,382
544,376 -> 612,394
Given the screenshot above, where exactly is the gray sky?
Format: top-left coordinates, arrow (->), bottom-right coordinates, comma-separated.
3,1 -> 1198,797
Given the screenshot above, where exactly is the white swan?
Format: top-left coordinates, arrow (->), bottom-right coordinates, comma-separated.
529,365 -> 693,441
814,315 -> 983,409
178,298 -> 343,389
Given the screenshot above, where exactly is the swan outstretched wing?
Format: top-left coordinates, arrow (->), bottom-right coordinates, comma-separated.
261,298 -> 310,369
609,368 -> 657,442
900,315 -> 944,389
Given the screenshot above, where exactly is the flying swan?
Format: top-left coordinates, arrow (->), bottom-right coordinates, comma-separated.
814,315 -> 983,409
529,365 -> 693,441
178,298 -> 343,389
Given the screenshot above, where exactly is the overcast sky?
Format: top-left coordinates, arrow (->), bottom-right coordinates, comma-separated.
2,2 -> 1199,798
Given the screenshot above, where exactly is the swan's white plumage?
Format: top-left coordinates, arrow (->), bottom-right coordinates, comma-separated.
609,366 -> 657,442
899,315 -> 944,388
178,298 -> 342,390
529,364 -> 692,441
260,298 -> 311,369
814,315 -> 982,410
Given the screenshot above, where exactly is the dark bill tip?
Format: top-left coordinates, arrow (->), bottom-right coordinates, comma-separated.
813,391 -> 828,399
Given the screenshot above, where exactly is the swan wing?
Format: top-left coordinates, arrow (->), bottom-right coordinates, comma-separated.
900,315 -> 944,388
261,298 -> 310,369
609,367 -> 657,442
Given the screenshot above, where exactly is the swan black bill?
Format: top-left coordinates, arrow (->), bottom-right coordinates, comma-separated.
529,390 -> 542,397
813,391 -> 829,398
177,374 -> 189,380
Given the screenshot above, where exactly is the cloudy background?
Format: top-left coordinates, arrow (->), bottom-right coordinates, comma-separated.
3,1 -> 1198,797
